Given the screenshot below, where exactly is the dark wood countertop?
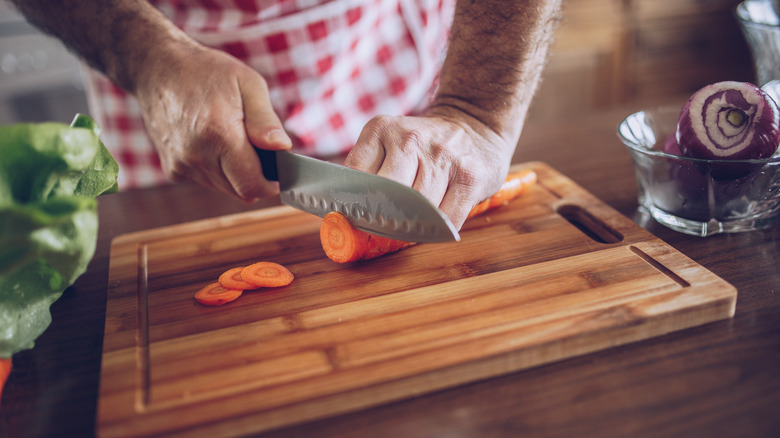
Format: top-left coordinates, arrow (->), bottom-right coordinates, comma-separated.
2,105 -> 779,438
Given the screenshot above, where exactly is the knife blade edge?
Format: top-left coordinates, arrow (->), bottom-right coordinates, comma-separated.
280,187 -> 460,242
264,150 -> 460,243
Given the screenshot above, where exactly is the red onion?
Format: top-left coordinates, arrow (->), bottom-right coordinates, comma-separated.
676,81 -> 780,160
662,132 -> 682,155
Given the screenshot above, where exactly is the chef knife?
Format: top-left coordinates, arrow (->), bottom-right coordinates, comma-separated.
256,149 -> 459,243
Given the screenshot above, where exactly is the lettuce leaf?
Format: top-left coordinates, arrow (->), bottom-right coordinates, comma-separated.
0,114 -> 118,358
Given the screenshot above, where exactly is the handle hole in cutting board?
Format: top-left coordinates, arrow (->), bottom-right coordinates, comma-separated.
556,204 -> 623,244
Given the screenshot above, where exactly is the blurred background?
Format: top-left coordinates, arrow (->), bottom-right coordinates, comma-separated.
0,1 -> 88,125
528,0 -> 754,123
0,0 -> 755,126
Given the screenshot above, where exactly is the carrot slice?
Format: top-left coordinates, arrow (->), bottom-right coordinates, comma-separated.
321,212 -> 415,263
194,283 -> 243,306
241,262 -> 294,287
321,169 -> 537,263
218,267 -> 257,290
0,357 -> 10,407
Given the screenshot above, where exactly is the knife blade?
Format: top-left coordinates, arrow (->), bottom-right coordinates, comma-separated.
256,149 -> 459,243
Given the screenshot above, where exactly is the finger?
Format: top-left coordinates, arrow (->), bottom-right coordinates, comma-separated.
370,122 -> 421,186
240,73 -> 292,151
344,118 -> 388,173
205,170 -> 245,199
219,71 -> 289,200
376,150 -> 419,187
438,191 -> 471,230
412,163 -> 449,208
163,122 -> 269,201
189,153 -> 245,199
220,142 -> 279,201
165,152 -> 240,199
195,125 -> 267,201
437,178 -> 480,230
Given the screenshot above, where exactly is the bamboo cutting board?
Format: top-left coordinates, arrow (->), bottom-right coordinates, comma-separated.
97,162 -> 736,437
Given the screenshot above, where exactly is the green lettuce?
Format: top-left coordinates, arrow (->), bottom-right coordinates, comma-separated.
0,114 -> 118,358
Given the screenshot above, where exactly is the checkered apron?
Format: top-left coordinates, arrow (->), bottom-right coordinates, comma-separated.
84,0 -> 455,189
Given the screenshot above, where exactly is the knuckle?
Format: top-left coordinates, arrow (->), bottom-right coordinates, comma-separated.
365,114 -> 395,132
456,167 -> 480,192
232,181 -> 259,200
197,122 -> 239,149
427,141 -> 452,165
360,116 -> 393,144
451,163 -> 481,198
246,67 -> 269,89
399,130 -> 424,149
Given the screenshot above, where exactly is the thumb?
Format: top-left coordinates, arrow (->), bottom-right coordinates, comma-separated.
240,74 -> 293,151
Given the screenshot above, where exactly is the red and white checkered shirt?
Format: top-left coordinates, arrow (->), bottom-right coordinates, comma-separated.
84,0 -> 455,189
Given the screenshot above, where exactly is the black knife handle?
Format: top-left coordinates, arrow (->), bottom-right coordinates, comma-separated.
256,149 -> 279,182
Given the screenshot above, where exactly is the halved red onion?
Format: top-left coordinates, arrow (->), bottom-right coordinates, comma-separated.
676,81 -> 780,160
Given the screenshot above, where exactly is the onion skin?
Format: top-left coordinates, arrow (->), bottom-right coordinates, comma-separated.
663,132 -> 682,155
676,81 -> 780,160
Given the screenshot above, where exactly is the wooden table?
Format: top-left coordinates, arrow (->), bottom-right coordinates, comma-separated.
2,105 -> 779,438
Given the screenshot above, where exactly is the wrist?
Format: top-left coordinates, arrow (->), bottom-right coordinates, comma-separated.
426,96 -> 522,158
101,2 -> 199,94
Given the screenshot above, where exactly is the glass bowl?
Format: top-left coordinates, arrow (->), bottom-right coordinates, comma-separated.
618,106 -> 780,237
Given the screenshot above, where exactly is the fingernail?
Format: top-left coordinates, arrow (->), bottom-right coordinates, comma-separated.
267,129 -> 292,148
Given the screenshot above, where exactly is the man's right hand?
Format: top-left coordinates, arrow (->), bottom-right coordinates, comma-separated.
133,41 -> 293,202
10,0 -> 293,202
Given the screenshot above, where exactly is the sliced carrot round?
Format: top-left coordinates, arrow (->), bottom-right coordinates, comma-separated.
320,211 -> 414,263
321,211 -> 365,263
218,267 -> 257,290
194,283 -> 243,306
241,262 -> 294,287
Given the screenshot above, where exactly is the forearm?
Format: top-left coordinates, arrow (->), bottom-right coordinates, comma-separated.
8,0 -> 193,93
431,0 -> 563,148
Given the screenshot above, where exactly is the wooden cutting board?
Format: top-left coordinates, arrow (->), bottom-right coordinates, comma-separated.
97,162 -> 736,437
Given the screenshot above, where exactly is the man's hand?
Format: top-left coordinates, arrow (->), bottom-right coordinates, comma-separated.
344,107 -> 511,229
133,42 -> 292,201
347,0 -> 562,229
10,0 -> 292,202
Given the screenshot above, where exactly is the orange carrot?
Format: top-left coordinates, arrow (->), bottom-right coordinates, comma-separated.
320,211 -> 415,263
467,169 -> 537,219
321,169 -> 537,263
194,283 -> 243,306
0,357 -> 10,407
218,267 -> 257,290
241,262 -> 294,287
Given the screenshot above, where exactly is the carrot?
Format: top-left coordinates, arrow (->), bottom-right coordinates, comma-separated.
241,262 -> 294,287
218,267 -> 257,290
321,169 -> 537,263
467,169 -> 537,219
320,211 -> 416,263
194,283 -> 243,306
0,357 -> 10,407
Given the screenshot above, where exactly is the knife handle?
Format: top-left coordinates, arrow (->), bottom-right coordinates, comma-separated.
256,149 -> 279,182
